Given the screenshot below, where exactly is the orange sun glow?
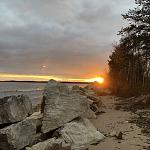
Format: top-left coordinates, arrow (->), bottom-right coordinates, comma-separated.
85,77 -> 104,84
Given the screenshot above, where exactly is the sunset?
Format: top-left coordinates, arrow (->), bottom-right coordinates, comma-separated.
0,0 -> 150,150
85,77 -> 104,84
0,0 -> 135,82
0,73 -> 105,84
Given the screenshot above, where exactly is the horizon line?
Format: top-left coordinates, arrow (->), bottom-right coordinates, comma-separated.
0,80 -> 90,84
0,73 -> 105,83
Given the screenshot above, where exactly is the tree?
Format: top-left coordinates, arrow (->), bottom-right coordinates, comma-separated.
121,0 -> 150,88
108,0 -> 150,96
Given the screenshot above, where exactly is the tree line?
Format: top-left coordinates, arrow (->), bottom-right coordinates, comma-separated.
108,0 -> 150,96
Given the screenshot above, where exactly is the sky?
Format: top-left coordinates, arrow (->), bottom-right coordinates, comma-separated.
0,0 -> 135,81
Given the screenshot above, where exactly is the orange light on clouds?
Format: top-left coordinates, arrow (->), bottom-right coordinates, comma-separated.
0,73 -> 105,83
0,73 -> 62,81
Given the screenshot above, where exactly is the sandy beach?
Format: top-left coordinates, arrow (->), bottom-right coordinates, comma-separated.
89,96 -> 150,150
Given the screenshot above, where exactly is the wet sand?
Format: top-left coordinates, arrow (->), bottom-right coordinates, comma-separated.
89,96 -> 149,150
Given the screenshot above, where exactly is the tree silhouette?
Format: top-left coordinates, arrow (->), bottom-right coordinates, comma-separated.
108,0 -> 150,96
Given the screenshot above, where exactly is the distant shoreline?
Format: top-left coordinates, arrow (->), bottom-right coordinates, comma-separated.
0,80 -> 90,84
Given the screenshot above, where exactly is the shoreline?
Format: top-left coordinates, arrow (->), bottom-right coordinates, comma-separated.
0,80 -> 150,149
89,96 -> 150,150
0,80 -> 90,84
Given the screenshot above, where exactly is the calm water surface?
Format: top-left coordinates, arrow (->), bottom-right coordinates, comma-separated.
0,82 -> 87,107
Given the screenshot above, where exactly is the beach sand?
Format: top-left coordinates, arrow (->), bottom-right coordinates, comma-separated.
89,96 -> 149,150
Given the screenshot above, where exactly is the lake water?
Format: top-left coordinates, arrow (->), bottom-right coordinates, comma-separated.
0,82 -> 88,107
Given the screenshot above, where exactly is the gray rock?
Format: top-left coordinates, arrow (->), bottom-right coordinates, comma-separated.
71,86 -> 85,95
0,95 -> 33,125
0,112 -> 42,150
84,82 -> 101,91
44,79 -> 69,95
42,80 -> 94,133
29,133 -> 43,146
59,118 -> 104,150
87,95 -> 103,113
25,138 -> 71,150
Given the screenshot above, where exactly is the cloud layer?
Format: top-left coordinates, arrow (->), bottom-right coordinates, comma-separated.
0,0 -> 135,79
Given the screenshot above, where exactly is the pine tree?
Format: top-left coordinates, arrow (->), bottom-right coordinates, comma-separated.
108,0 -> 150,96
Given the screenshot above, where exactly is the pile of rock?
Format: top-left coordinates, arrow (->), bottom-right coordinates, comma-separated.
84,81 -> 111,96
71,84 -> 104,114
0,80 -> 104,150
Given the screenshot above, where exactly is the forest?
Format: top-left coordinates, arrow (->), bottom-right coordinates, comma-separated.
108,0 -> 150,96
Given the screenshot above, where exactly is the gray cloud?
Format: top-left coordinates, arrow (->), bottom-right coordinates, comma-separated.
0,0 -> 135,78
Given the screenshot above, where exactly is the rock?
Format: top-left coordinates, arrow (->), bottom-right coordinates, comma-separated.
72,85 -> 81,91
84,90 -> 95,96
0,112 -> 42,150
25,138 -> 71,150
84,82 -> 101,91
0,95 -> 33,126
29,133 -> 43,146
90,103 -> 98,112
71,86 -> 85,95
84,82 -> 111,96
87,95 -> 102,106
87,95 -> 103,114
59,118 -> 104,150
42,80 -> 94,133
110,130 -> 117,137
33,103 -> 42,112
95,111 -> 106,116
116,132 -> 123,140
44,79 -> 69,95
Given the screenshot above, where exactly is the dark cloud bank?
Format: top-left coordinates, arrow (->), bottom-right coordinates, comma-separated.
0,0 -> 134,79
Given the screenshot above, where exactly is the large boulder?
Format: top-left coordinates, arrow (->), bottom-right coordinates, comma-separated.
25,138 -> 71,150
0,112 -> 42,150
0,95 -> 33,125
59,118 -> 104,150
42,80 -> 94,133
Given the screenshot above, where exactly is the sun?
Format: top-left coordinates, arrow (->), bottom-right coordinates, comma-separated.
92,77 -> 104,84
94,77 -> 104,84
86,77 -> 104,84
